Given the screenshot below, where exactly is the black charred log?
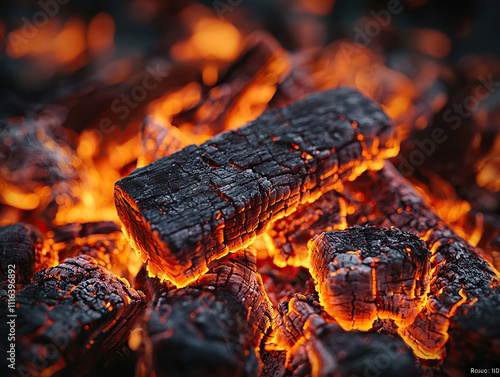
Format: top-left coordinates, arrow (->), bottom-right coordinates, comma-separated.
137,249 -> 273,377
115,87 -> 397,287
308,225 -> 430,331
2,255 -> 146,377
0,223 -> 57,290
272,294 -> 418,377
345,162 -> 500,366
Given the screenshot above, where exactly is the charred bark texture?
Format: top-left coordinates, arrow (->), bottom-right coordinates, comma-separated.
2,255 -> 146,377
272,294 -> 417,377
266,190 -> 347,268
0,223 -> 57,290
138,249 -> 273,377
309,226 -> 430,331
345,162 -> 500,365
115,87 -> 397,287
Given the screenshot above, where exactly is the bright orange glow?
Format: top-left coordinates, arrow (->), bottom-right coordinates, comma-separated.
299,0 -> 336,15
410,28 -> 451,59
52,19 -> 86,63
476,134 -> 500,191
6,18 -> 87,69
170,6 -> 243,62
87,13 -> 115,55
202,63 -> 218,86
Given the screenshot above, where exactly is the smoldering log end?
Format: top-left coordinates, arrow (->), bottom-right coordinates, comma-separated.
309,225 -> 431,331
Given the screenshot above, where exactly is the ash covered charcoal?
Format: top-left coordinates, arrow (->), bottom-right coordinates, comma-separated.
137,249 -> 273,377
308,226 -> 430,331
266,189 -> 347,268
115,87 -> 397,287
345,162 -> 500,365
1,255 -> 146,377
271,294 -> 417,377
0,223 -> 57,290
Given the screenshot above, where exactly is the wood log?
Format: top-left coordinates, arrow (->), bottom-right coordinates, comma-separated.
0,223 -> 57,290
139,116 -> 187,166
50,221 -> 141,283
272,294 -> 418,377
345,162 -> 500,365
266,190 -> 347,268
1,255 -> 146,377
308,225 -> 430,331
137,249 -> 273,377
115,87 -> 397,287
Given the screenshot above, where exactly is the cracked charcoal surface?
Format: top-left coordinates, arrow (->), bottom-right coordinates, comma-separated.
345,162 -> 500,364
308,225 -> 430,331
0,255 -> 146,377
140,248 -> 273,377
267,189 -> 347,268
115,87 -> 396,287
0,223 -> 57,290
272,294 -> 417,377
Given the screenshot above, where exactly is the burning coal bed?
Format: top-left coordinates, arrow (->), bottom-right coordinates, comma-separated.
1,87 -> 499,377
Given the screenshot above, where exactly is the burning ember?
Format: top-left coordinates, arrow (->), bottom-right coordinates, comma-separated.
1,1 -> 499,377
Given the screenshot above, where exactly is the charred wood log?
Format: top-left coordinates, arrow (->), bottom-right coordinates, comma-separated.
308,226 -> 430,331
266,190 -> 347,268
171,32 -> 291,134
0,223 -> 57,290
50,221 -> 141,283
272,294 -> 418,377
138,249 -> 273,377
345,162 -> 500,365
0,111 -> 77,217
115,87 -> 397,287
50,221 -> 121,243
138,116 -> 188,167
1,255 -> 146,377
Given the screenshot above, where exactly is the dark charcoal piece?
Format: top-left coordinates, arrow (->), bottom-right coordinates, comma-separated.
272,294 -> 418,377
0,223 -> 57,290
266,189 -> 347,268
50,221 -> 121,243
345,162 -> 500,365
138,249 -> 273,377
2,255 -> 146,377
309,226 -> 430,331
115,87 -> 397,287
